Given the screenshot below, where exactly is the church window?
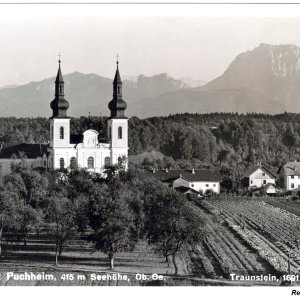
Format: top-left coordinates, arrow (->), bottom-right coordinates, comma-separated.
118,86 -> 121,95
104,157 -> 110,166
60,158 -> 65,169
70,157 -> 77,169
60,85 -> 62,94
60,126 -> 64,139
44,160 -> 46,167
118,157 -> 122,166
118,127 -> 122,139
292,183 -> 295,189
88,157 -> 94,169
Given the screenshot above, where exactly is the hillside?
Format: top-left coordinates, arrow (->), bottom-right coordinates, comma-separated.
205,43 -> 300,111
131,87 -> 285,117
0,72 -> 190,118
2,43 -> 300,117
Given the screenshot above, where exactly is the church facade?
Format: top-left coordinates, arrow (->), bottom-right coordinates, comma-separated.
0,59 -> 129,176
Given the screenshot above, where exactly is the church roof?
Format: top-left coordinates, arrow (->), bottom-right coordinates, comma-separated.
113,66 -> 122,84
70,134 -> 83,144
0,143 -> 48,159
108,60 -> 127,119
50,61 -> 69,118
55,64 -> 64,83
174,186 -> 199,194
143,169 -> 222,182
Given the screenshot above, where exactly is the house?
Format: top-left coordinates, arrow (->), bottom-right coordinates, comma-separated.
278,161 -> 300,190
0,143 -> 48,176
0,58 -> 129,177
146,168 -> 222,194
241,163 -> 276,189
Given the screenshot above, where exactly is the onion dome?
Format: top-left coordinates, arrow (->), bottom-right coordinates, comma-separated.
50,59 -> 69,118
108,58 -> 127,118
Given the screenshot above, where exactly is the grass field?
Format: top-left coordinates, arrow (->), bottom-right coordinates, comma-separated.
0,236 -> 197,286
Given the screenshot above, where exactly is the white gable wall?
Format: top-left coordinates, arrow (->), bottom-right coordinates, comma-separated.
249,168 -> 275,188
173,177 -> 190,189
266,185 -> 277,194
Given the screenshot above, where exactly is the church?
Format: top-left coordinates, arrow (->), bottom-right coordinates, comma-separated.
0,59 -> 129,176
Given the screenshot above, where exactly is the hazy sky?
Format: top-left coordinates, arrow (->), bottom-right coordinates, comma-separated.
2,5 -> 300,86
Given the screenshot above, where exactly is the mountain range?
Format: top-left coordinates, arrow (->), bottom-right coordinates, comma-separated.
1,43 -> 300,118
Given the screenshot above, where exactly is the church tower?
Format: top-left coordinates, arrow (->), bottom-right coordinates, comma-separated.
49,58 -> 70,149
107,58 -> 128,169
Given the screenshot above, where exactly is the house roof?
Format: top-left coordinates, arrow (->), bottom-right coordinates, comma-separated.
0,143 -> 48,159
174,186 -> 199,194
70,134 -> 83,144
243,164 -> 276,179
280,162 -> 300,176
144,169 -> 222,182
264,183 -> 277,189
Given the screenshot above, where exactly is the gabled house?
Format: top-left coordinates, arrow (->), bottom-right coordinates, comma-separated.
278,161 -> 300,190
241,163 -> 276,189
0,143 -> 48,176
145,168 -> 222,194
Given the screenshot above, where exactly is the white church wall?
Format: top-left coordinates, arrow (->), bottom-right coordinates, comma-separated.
52,148 -> 77,169
108,119 -> 128,149
50,118 -> 70,148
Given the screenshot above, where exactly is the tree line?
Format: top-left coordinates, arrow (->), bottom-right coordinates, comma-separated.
0,162 -> 204,274
1,112 -> 300,176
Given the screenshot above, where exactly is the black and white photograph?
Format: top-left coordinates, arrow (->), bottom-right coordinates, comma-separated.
0,1 -> 300,298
